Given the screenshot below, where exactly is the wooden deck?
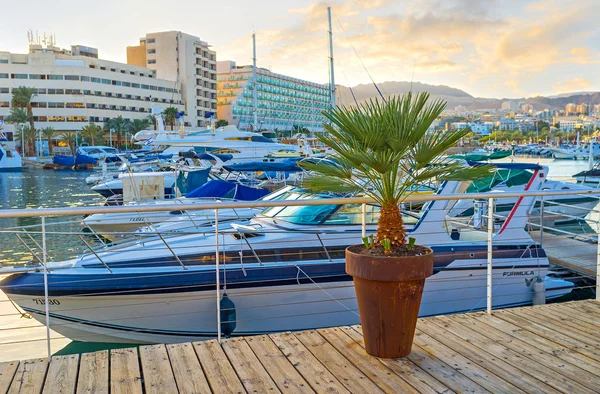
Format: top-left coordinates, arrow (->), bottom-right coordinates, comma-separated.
532,232 -> 598,277
2,301 -> 600,393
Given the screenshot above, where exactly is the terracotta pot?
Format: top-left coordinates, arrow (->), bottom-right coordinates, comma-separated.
346,245 -> 434,358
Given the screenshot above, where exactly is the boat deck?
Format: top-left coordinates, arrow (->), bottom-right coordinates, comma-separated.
2,301 -> 600,393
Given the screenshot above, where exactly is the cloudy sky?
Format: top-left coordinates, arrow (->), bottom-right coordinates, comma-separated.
1,0 -> 598,98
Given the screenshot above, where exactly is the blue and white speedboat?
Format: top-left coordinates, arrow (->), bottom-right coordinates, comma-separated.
0,164 -> 573,344
0,141 -> 22,172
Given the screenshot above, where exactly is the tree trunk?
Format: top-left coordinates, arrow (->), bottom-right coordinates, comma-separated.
376,202 -> 406,247
117,131 -> 121,149
47,138 -> 53,155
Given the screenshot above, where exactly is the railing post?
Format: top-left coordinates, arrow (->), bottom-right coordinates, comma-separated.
539,197 -> 544,247
215,208 -> 221,343
597,223 -> 600,301
487,198 -> 494,315
41,216 -> 51,359
361,203 -> 366,238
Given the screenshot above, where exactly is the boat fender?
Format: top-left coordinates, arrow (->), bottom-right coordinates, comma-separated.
220,292 -> 237,337
532,276 -> 546,306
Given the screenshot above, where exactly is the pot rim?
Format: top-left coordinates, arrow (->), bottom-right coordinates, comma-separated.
346,244 -> 434,261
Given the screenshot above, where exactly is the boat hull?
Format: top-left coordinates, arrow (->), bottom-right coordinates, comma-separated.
5,256 -> 573,344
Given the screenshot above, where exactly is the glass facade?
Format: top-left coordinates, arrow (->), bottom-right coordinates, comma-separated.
218,68 -> 331,132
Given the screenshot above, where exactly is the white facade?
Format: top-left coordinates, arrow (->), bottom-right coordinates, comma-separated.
501,100 -> 518,111
130,32 -> 217,128
0,44 -> 183,133
450,121 -> 493,135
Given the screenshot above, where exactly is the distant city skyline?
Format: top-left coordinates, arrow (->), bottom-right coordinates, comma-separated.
1,0 -> 598,99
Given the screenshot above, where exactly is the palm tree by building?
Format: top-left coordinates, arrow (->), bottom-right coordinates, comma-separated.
40,127 -> 57,155
146,115 -> 157,130
216,119 -> 229,128
80,123 -> 104,146
163,107 -> 178,130
104,116 -> 131,149
11,86 -> 37,131
130,118 -> 151,134
17,125 -> 39,156
58,133 -> 76,154
4,107 -> 30,155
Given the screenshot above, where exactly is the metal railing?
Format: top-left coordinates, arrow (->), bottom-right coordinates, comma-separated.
1,187 -> 600,361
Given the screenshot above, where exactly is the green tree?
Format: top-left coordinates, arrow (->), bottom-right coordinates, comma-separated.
11,86 -> 37,131
40,127 -> 57,155
130,118 -> 151,134
146,115 -> 157,130
163,107 -> 178,130
104,116 -> 131,149
301,93 -> 489,247
18,125 -> 38,156
216,119 -> 229,128
4,107 -> 31,155
80,123 -> 105,146
58,132 -> 76,154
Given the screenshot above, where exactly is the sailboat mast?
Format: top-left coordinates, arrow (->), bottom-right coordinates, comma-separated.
327,7 -> 336,108
252,33 -> 258,131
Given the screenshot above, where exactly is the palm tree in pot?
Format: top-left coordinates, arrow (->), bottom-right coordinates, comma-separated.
301,92 -> 489,358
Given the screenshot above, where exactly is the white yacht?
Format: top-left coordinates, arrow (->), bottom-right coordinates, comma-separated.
0,164 -> 574,344
0,141 -> 22,172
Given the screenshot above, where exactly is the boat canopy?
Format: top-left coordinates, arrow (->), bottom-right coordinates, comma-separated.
176,167 -> 211,194
467,161 -> 543,170
450,151 -> 512,161
185,180 -> 270,201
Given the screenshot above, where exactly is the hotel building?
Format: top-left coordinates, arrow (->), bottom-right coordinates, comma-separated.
0,42 -> 183,134
127,31 -> 217,128
216,61 -> 331,132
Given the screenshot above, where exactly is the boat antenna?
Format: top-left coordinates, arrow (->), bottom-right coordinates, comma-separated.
252,32 -> 258,132
328,7 -> 337,108
336,18 -> 386,103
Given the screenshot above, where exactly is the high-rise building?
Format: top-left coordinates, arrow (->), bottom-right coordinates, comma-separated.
0,41 -> 182,133
501,100 -> 518,111
576,103 -> 589,115
565,103 -> 577,114
521,104 -> 533,113
216,61 -> 330,132
127,31 -> 217,128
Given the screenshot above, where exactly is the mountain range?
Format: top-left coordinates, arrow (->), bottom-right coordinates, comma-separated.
336,82 -> 600,111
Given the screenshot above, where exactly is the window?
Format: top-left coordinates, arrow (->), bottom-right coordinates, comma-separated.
65,75 -> 79,81
147,49 -> 156,54
91,77 -> 101,83
29,74 -> 46,80
0,73 -> 8,79
147,38 -> 155,44
48,75 -> 64,80
65,89 -> 82,94
35,88 -> 46,94
86,103 -> 96,109
89,65 -> 96,69
47,89 -> 64,94
130,71 -> 135,75
11,74 -> 27,79
112,80 -> 121,86
122,81 -> 131,87
83,90 -> 92,95
0,59 -> 8,64
31,102 -> 47,108
121,70 -> 126,74
141,84 -> 149,90
110,68 -> 116,72
100,66 -> 106,70
132,83 -> 140,88
147,59 -> 156,64
66,102 -> 85,108
48,102 -> 65,108
81,76 -> 90,82
0,88 -> 8,94
101,79 -> 111,84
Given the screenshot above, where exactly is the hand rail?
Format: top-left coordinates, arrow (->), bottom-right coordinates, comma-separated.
2,188 -> 600,219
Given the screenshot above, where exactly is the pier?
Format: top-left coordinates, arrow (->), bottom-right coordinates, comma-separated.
2,300 -> 600,393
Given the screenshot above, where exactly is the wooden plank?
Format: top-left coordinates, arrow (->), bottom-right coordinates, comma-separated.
193,340 -> 245,394
42,354 -> 79,394
139,345 -> 178,394
269,331 -> 350,394
493,309 -> 600,362
110,348 -> 142,394
518,305 -> 600,343
470,313 -> 600,378
531,233 -> 596,276
430,315 -> 593,394
417,320 -> 559,394
166,343 -> 211,394
412,328 -> 524,393
564,300 -> 600,321
245,335 -> 314,394
318,327 -> 421,393
508,308 -> 600,348
456,314 -> 600,392
76,351 -> 108,394
343,326 -> 451,394
543,302 -> 600,329
292,330 -> 384,393
221,337 -> 281,394
7,358 -> 48,394
0,362 -> 18,394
